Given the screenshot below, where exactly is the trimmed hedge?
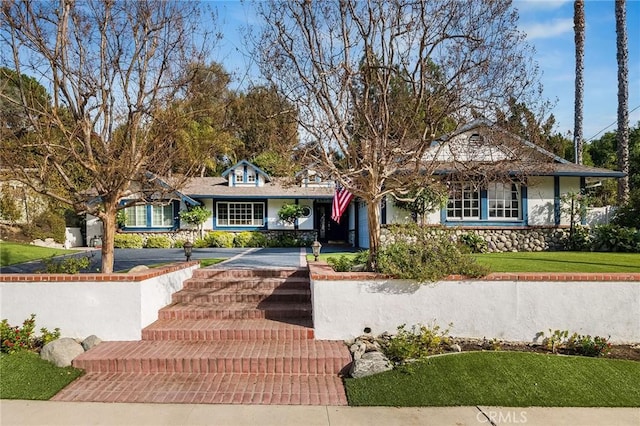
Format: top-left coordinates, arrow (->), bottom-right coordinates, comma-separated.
114,234 -> 143,249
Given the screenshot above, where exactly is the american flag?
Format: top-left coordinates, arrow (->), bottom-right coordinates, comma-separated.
331,184 -> 354,223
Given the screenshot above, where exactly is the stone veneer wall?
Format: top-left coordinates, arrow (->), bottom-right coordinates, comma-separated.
380,225 -> 571,252
119,229 -> 317,246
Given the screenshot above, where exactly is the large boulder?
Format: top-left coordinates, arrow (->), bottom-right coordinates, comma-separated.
349,351 -> 393,378
81,335 -> 102,351
41,338 -> 85,367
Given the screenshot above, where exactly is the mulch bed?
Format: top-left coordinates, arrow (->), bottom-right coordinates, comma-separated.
453,338 -> 640,361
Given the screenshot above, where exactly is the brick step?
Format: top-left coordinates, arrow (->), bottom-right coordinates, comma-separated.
71,340 -> 350,375
141,318 -> 314,341
193,268 -> 308,280
183,276 -> 310,291
52,371 -> 348,405
158,302 -> 312,321
171,288 -> 311,304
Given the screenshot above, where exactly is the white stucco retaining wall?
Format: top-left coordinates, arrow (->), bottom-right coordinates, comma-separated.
0,263 -> 198,341
311,277 -> 640,343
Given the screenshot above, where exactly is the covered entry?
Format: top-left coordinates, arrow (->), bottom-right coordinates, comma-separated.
314,202 -> 349,243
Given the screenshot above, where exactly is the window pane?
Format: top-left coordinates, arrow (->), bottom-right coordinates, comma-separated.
125,205 -> 147,227
447,183 -> 479,219
488,183 -> 521,220
152,204 -> 173,227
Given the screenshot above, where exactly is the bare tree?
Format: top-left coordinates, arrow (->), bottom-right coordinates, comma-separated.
0,0 -> 213,273
573,0 -> 585,165
616,0 -> 629,203
252,0 -> 541,267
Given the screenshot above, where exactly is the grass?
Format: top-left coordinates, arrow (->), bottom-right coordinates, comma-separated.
344,351 -> 640,407
473,252 -> 640,273
200,258 -> 224,267
309,251 -> 640,273
0,352 -> 83,400
0,242 -> 78,267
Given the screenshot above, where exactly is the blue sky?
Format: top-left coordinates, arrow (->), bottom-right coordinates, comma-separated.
212,0 -> 639,141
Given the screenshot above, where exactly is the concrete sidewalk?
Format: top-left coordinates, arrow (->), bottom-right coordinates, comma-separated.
1,401 -> 639,426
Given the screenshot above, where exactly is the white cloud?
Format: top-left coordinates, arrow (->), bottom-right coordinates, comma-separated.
521,18 -> 574,40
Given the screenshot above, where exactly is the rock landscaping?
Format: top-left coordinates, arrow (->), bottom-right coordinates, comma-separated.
41,335 -> 102,367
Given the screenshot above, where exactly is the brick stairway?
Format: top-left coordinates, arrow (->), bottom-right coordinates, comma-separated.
52,268 -> 351,405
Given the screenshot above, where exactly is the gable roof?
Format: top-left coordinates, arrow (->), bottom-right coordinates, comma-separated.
221,160 -> 272,182
182,176 -> 334,199
429,119 -> 625,178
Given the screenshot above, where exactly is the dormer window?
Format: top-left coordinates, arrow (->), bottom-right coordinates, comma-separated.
247,173 -> 256,183
235,170 -> 244,183
469,133 -> 483,143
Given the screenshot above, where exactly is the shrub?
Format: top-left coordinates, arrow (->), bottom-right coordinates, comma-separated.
277,204 -> 305,225
591,224 -> 640,252
42,255 -> 91,274
113,233 -> 143,248
0,188 -> 21,223
193,237 -> 209,248
458,232 -> 488,253
173,239 -> 185,248
233,231 -> 267,248
144,236 -> 172,248
539,329 -> 611,357
24,209 -> 66,243
266,233 -> 312,247
563,224 -> 592,251
1,314 -> 60,354
327,251 -> 369,272
377,231 -> 490,282
203,231 -> 234,248
381,323 -> 452,366
612,189 -> 640,229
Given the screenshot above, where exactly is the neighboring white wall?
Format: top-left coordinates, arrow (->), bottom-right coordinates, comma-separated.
312,278 -> 640,343
0,265 -> 197,341
64,227 -> 83,248
558,176 -> 582,225
384,198 -> 413,224
266,199 -> 314,231
85,214 -> 103,246
587,206 -> 616,226
526,177 -> 555,226
201,199 -> 214,230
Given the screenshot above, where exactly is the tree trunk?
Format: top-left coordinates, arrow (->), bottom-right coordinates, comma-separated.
616,0 -> 630,203
99,201 -> 118,274
573,0 -> 585,165
366,199 -> 381,271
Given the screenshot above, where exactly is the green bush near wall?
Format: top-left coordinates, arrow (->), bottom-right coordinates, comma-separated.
234,231 -> 267,248
144,236 -> 172,248
114,234 -> 143,248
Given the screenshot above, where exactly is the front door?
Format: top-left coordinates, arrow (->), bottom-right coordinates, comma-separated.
314,202 -> 348,243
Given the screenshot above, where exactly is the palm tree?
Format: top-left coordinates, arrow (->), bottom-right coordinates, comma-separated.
616,0 -> 630,203
573,0 -> 585,165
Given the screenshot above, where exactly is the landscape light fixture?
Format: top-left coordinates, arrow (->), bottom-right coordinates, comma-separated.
312,239 -> 322,262
183,241 -> 193,262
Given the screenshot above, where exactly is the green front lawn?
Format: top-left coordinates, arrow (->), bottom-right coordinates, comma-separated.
0,242 -> 78,267
345,351 -> 640,407
473,252 -> 640,273
0,352 -> 83,400
310,251 -> 640,273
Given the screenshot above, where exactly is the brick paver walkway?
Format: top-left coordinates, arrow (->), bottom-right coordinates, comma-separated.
53,268 -> 351,405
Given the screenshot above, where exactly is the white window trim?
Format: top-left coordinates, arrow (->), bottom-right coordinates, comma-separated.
447,183 -> 480,220
488,183 -> 521,220
216,202 -> 265,227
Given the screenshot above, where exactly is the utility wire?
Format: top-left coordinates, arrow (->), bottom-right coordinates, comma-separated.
585,104 -> 640,142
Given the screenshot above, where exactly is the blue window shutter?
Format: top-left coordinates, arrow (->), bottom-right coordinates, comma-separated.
521,185 -> 528,225
480,189 -> 488,220
554,176 -> 561,225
